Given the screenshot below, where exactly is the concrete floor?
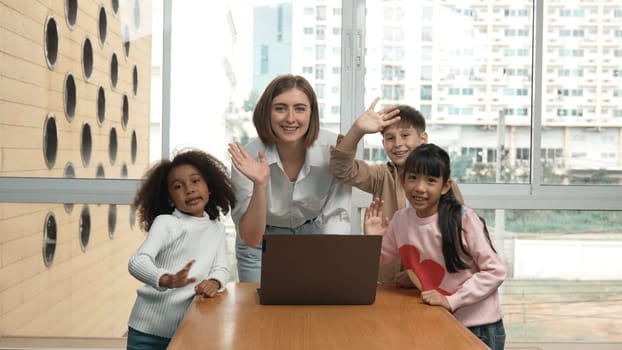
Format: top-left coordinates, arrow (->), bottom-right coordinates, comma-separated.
503,279 -> 622,345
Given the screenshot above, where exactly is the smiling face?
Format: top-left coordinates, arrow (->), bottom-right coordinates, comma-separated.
167,164 -> 210,217
403,171 -> 451,218
382,125 -> 428,169
269,88 -> 311,146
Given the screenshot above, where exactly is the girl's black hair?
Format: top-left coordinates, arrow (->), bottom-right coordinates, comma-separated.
133,148 -> 236,231
402,144 -> 496,273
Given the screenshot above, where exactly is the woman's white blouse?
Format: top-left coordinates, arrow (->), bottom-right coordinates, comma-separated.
231,129 -> 351,233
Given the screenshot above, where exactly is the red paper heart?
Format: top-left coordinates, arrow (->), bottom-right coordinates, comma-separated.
399,245 -> 451,295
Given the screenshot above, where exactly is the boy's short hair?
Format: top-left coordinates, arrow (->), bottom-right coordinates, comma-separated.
253,74 -> 320,147
382,105 -> 426,135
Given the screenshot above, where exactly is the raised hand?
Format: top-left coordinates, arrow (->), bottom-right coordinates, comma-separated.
353,97 -> 401,134
159,259 -> 197,289
228,142 -> 269,186
364,198 -> 389,235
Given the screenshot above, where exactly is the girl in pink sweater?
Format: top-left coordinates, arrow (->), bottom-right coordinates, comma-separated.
365,143 -> 506,350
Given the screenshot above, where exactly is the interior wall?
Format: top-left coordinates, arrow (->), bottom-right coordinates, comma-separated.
0,0 -> 152,337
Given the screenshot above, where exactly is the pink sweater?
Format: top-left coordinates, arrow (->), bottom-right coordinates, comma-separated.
381,206 -> 506,327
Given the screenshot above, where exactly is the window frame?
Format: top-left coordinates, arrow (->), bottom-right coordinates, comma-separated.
0,0 -> 621,215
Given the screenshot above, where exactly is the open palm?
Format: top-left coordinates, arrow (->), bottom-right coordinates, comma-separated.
364,198 -> 389,235
228,142 -> 269,185
355,97 -> 401,134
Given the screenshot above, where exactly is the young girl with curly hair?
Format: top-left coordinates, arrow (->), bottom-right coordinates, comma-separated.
127,148 -> 235,350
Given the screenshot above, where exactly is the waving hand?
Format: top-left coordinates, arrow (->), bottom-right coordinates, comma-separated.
228,142 -> 269,186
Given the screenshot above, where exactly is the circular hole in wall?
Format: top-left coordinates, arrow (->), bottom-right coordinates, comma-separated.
110,53 -> 119,88
44,16 -> 59,69
65,0 -> 78,29
43,113 -> 58,169
132,65 -> 138,96
120,163 -> 128,178
122,94 -> 129,129
82,37 -> 94,81
81,123 -> 92,167
96,163 -> 105,178
79,205 -> 91,251
108,204 -> 117,238
131,130 -> 138,164
64,73 -> 76,122
98,6 -> 107,46
43,212 -> 57,267
109,126 -> 118,165
97,86 -> 106,125
63,162 -> 76,213
123,24 -> 131,58
111,0 -> 119,15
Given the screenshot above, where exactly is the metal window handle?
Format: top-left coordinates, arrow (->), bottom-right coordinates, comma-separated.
344,32 -> 352,72
355,31 -> 362,69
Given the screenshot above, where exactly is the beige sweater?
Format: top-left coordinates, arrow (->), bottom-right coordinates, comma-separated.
329,146 -> 405,221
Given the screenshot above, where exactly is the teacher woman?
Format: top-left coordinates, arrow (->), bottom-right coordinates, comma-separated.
228,74 -> 352,282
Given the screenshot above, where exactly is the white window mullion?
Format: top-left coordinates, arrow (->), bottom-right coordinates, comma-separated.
161,0 -> 172,159
531,0 -> 544,193
342,0 -> 369,232
340,0 -> 366,134
0,178 -> 140,204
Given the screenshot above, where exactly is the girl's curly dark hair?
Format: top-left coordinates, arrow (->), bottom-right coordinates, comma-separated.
133,149 -> 236,231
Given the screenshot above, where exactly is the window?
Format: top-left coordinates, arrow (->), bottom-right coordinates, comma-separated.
382,65 -> 393,80
316,5 -> 326,21
315,45 -> 326,60
422,26 -> 432,41
420,105 -> 432,118
315,84 -> 325,99
260,45 -> 269,74
2,1 -> 622,347
560,8 -> 585,17
363,4 -> 621,344
315,64 -> 325,80
421,65 -> 432,80
421,47 -> 433,61
316,25 -> 326,40
381,85 -> 393,100
422,7 -> 433,21
420,85 -> 432,100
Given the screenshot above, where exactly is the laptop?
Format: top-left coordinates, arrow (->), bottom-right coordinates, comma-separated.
258,234 -> 382,305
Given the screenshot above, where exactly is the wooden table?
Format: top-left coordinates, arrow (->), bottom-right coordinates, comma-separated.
168,282 -> 488,350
